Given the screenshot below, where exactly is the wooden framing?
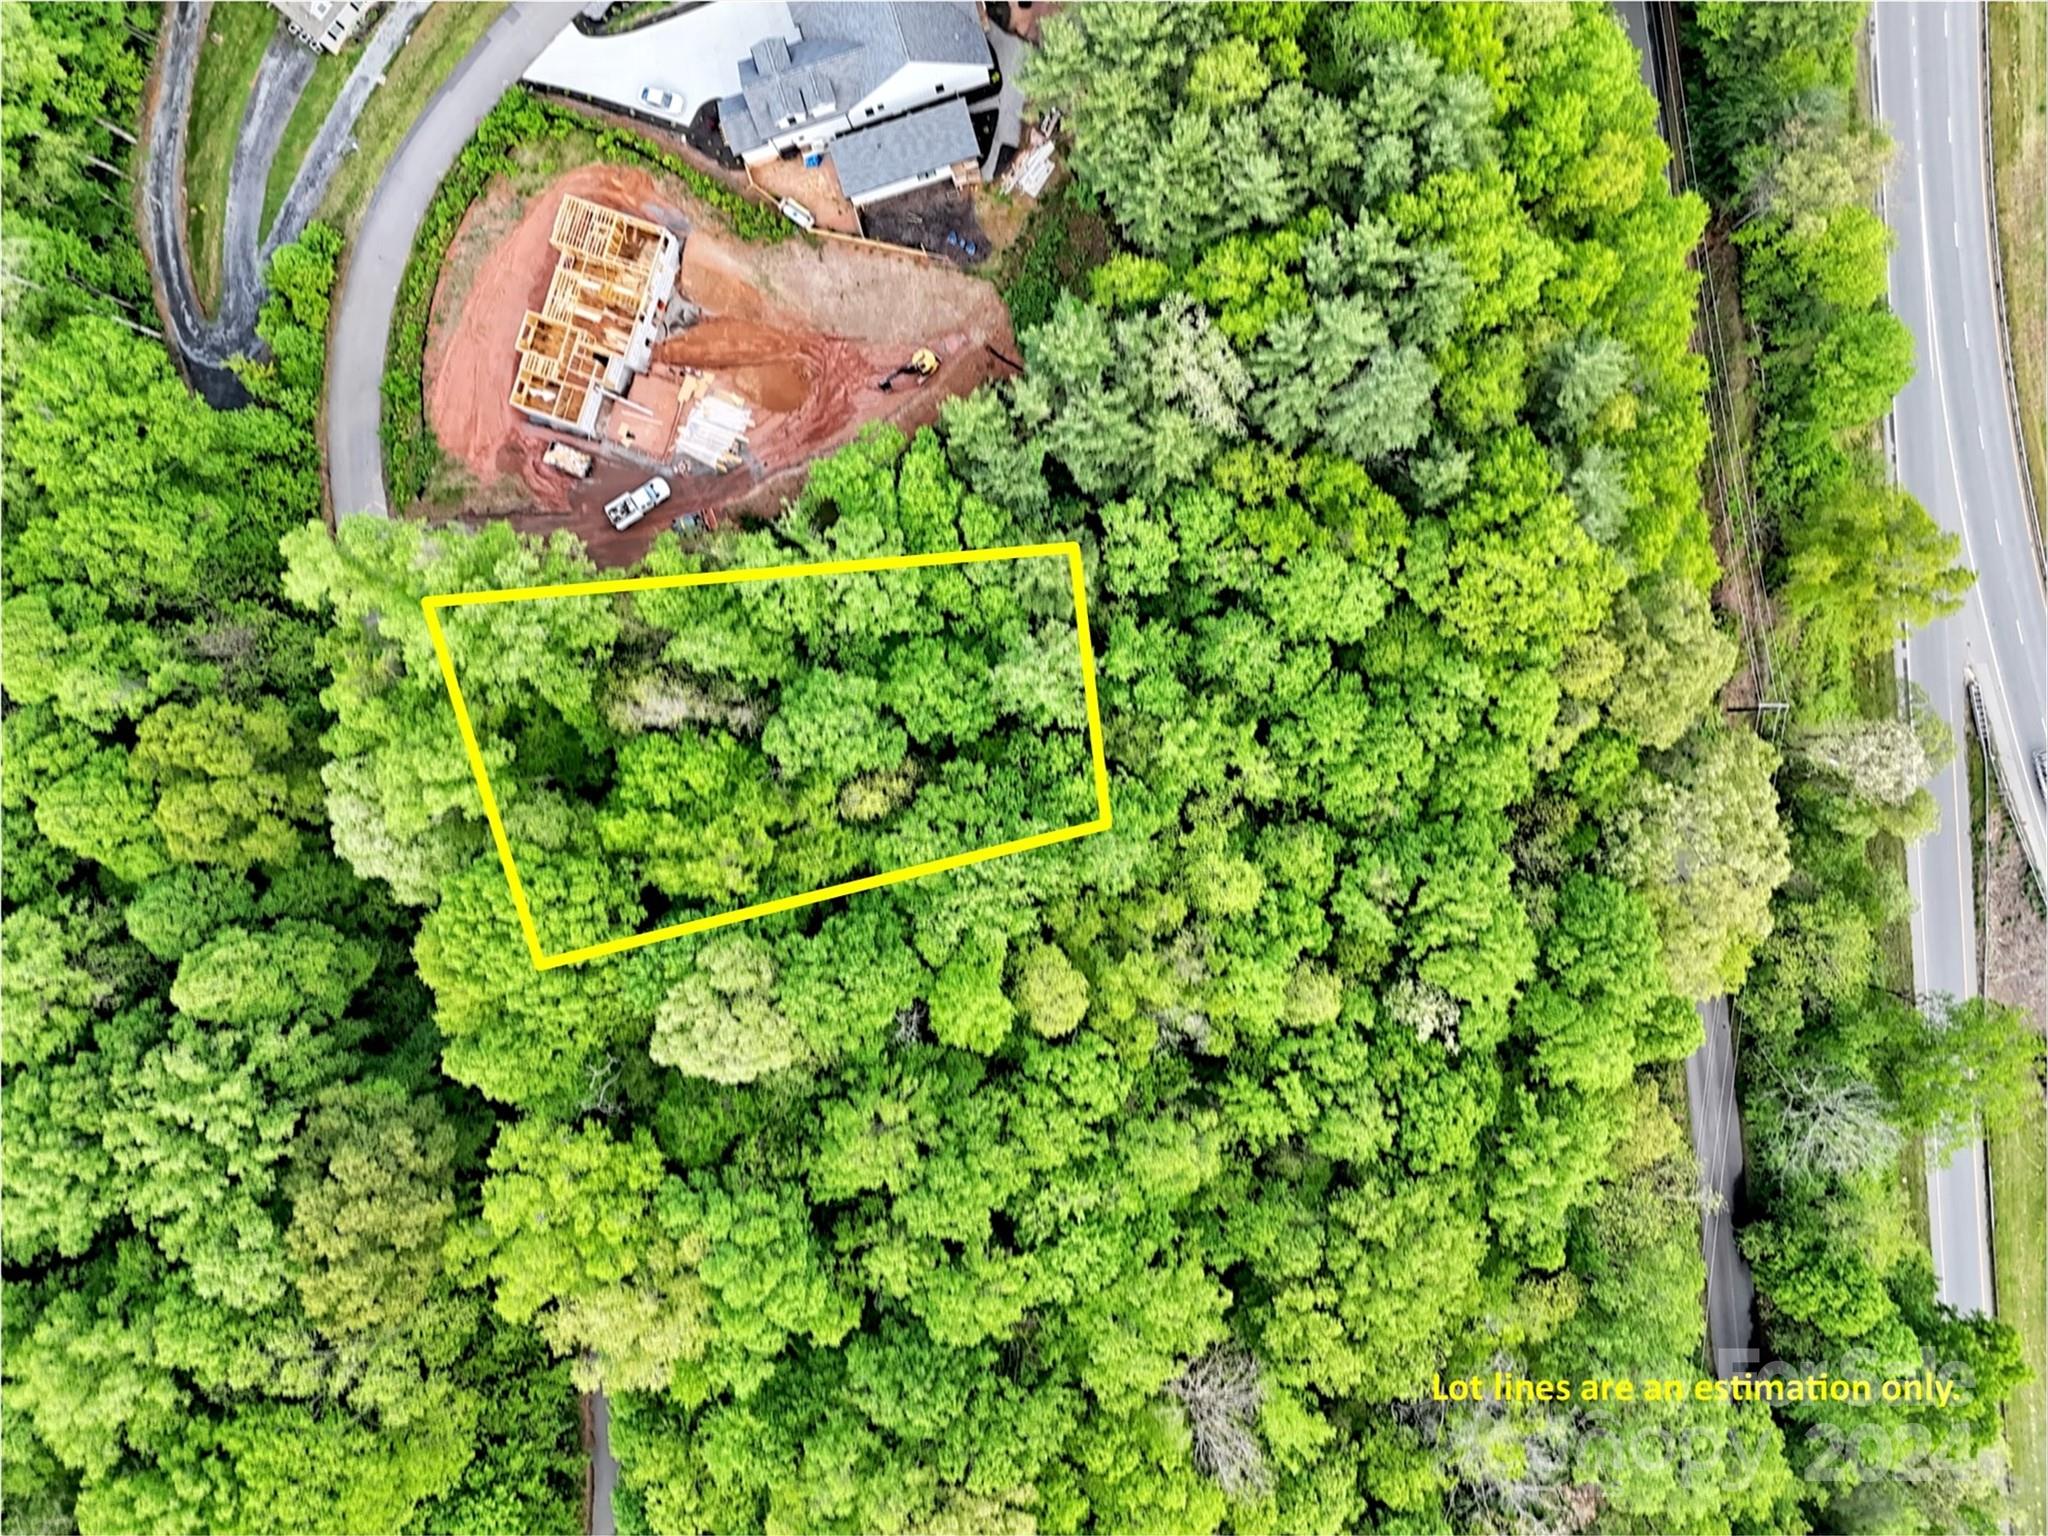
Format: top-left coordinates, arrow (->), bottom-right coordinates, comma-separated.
509,196 -> 681,438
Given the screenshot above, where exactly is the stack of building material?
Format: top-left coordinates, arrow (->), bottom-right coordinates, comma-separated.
676,392 -> 754,471
1001,138 -> 1056,199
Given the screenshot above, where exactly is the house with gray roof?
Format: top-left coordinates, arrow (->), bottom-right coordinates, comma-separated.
270,0 -> 368,54
718,0 -> 994,204
831,96 -> 982,207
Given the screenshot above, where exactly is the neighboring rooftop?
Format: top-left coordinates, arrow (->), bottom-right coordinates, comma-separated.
831,98 -> 980,206
720,0 -> 990,160
523,3 -> 801,123
270,0 -> 368,54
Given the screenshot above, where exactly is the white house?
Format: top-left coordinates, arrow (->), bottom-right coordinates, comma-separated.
717,1 -> 994,167
520,1 -> 998,212
270,0 -> 368,54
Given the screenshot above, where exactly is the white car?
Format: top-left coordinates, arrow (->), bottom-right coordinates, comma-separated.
604,476 -> 671,531
640,86 -> 683,116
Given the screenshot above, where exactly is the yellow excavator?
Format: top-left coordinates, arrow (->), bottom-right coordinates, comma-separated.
876,348 -> 940,392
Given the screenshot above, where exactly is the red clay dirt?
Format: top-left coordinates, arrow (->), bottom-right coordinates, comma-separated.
421,162 -> 1017,568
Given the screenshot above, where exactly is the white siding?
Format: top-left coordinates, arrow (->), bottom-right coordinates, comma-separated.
846,165 -> 949,208
845,60 -> 989,127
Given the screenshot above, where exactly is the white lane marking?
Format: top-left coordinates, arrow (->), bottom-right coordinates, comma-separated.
1893,4 -> 2046,1311
1998,520 -> 2006,546
2019,624 -> 2029,650
1954,2 -> 2048,865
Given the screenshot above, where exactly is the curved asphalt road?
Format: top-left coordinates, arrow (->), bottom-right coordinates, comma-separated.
1876,2 -> 2048,1320
323,3 -> 580,520
142,2 -> 425,399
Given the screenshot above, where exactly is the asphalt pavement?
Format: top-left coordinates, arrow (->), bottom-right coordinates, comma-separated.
1687,997 -> 1759,1375
323,3 -> 580,521
141,2 -> 425,401
1875,1 -> 2048,1318
1611,0 -> 1761,1380
589,1388 -> 619,1536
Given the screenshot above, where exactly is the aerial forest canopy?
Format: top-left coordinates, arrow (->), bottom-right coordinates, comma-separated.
0,6 -> 584,1531
274,4 -> 1809,1530
27,0 -> 2019,1531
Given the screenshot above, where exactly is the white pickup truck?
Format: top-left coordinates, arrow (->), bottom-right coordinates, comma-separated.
604,476 -> 671,531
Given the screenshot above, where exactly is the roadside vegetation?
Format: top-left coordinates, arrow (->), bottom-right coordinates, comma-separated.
183,0 -> 276,313
315,0 -> 507,234
1993,1086 -> 2048,1534
260,20 -> 371,232
310,6 -> 1824,1527
1,7 -> 583,1529
1989,0 -> 2047,524
1687,5 -> 2043,1527
1967,725 -> 2048,1535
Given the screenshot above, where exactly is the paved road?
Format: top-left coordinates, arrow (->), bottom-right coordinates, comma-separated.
1613,0 -> 1761,1380
1876,1 -> 2048,1318
324,3 -> 579,521
587,1388 -> 620,1535
1687,996 -> 1759,1375
141,2 -> 423,400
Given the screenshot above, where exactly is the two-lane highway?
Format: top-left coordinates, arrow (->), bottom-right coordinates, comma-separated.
1876,1 -> 2048,1318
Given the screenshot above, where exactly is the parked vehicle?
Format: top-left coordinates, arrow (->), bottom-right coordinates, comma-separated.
778,197 -> 816,230
2034,748 -> 2048,803
670,511 -> 703,534
604,476 -> 671,530
640,86 -> 683,116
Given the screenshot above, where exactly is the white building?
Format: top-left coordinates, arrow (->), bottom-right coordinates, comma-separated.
271,0 -> 368,54
520,0 -> 997,210
716,1 -> 993,167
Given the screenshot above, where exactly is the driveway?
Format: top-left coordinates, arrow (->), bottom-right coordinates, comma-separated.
324,3 -> 580,521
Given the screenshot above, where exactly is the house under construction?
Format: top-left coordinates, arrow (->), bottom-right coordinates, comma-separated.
510,196 -> 682,439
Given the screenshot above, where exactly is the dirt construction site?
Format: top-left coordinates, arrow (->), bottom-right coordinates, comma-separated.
422,162 -> 1017,566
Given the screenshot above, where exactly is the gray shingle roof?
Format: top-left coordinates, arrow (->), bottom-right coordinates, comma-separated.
831,97 -> 978,201
718,92 -> 769,156
721,1 -> 989,157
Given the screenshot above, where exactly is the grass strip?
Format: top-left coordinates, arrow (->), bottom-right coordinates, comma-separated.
261,25 -> 368,233
316,1 -> 507,235
185,3 -> 277,313
1988,1 -> 2047,529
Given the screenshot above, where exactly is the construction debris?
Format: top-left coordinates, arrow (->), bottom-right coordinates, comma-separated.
674,376 -> 754,470
1001,138 -> 1055,199
543,442 -> 594,477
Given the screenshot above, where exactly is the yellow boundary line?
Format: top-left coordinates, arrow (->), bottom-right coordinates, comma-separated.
421,542 -> 1112,970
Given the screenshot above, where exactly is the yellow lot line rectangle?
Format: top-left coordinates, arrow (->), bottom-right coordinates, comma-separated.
421,542 -> 1113,970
